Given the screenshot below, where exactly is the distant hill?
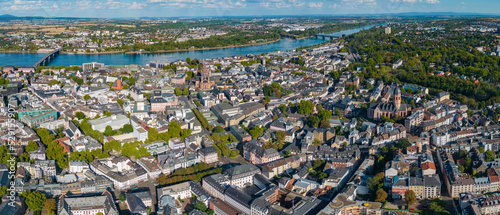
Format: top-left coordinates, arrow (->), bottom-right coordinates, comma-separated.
0,14 -> 16,18
392,12 -> 492,17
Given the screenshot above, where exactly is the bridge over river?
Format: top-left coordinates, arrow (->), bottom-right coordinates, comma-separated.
314,34 -> 341,40
33,49 -> 60,68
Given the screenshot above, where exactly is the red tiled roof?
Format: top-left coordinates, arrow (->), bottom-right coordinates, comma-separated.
488,169 -> 499,182
55,138 -> 71,153
285,178 -> 296,190
407,146 -> 417,153
57,137 -> 70,142
422,162 -> 436,171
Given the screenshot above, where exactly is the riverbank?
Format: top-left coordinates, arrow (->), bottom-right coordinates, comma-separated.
0,39 -> 282,55
0,50 -> 39,54
60,50 -> 124,55
124,38 -> 282,54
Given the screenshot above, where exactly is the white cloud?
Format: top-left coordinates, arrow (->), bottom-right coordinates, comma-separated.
259,2 -> 270,8
160,2 -> 188,7
129,1 -> 146,9
341,0 -> 377,7
390,0 -> 439,3
329,3 -> 340,8
308,2 -> 323,8
75,0 -> 92,10
260,0 -> 310,9
0,0 -> 63,11
203,0 -> 247,8
105,1 -> 125,9
148,0 -> 200,3
425,0 -> 439,4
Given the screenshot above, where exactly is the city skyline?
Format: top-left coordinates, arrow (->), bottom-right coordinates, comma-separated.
0,0 -> 498,18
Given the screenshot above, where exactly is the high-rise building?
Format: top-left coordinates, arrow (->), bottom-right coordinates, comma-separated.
385,27 -> 392,35
82,62 -> 104,70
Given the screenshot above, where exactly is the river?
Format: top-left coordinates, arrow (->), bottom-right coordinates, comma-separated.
0,24 -> 379,67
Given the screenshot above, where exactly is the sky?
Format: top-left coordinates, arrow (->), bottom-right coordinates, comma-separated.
0,0 -> 498,18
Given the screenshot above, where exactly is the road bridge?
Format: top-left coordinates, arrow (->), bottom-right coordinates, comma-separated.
33,49 -> 60,68
315,34 -> 341,40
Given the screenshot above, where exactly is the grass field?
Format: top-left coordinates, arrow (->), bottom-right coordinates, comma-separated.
0,25 -> 78,35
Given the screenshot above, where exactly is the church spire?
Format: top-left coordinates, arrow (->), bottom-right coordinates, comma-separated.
394,87 -> 401,110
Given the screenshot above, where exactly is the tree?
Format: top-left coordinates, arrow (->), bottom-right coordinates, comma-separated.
230,149 -> 240,158
249,126 -> 264,139
284,150 -> 291,157
317,104 -> 323,111
275,130 -> 286,144
319,120 -> 330,128
194,200 -> 208,212
306,115 -> 320,128
75,112 -> 85,120
375,188 -> 388,203
182,87 -> 189,95
46,140 -> 68,169
44,198 -> 56,215
429,198 -> 449,215
25,141 -> 39,153
104,140 -> 121,152
119,193 -> 126,202
0,186 -> 7,198
478,146 -> 485,153
104,126 -> 116,137
318,109 -> 332,121
318,172 -> 328,180
55,126 -> 65,138
263,96 -> 270,106
37,128 -> 55,146
298,100 -> 314,115
148,127 -> 158,142
272,115 -> 278,121
404,189 -> 417,206
458,150 -> 468,159
22,191 -> 46,212
119,124 -> 134,133
410,100 -> 416,108
486,149 -> 495,162
117,99 -> 124,108
278,104 -> 288,114
174,87 -> 182,96
83,94 -> 90,101
458,165 -> 465,173
367,172 -> 385,201
213,126 -> 224,133
193,108 -> 212,131
396,138 -> 411,151
334,108 -> 342,117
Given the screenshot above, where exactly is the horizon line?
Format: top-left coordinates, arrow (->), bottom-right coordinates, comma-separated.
1,11 -> 500,19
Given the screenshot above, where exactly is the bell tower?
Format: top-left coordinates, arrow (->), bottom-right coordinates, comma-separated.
394,87 -> 401,110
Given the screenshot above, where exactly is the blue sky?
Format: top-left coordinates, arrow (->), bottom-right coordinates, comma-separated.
0,0 -> 498,18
